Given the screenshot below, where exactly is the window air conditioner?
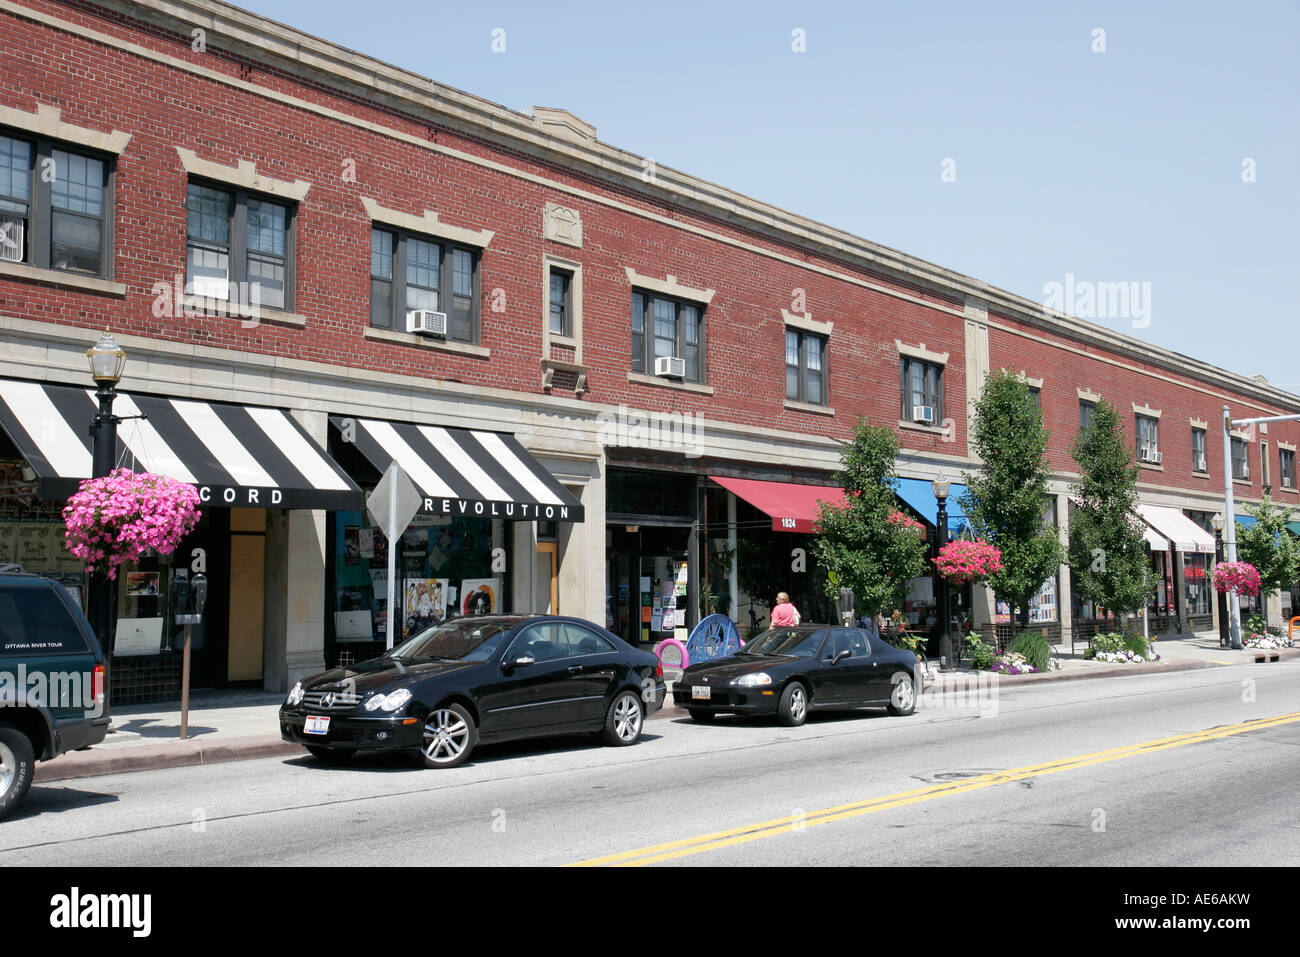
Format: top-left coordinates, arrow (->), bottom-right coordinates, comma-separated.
406,310 -> 448,336
912,405 -> 935,425
0,215 -> 24,263
654,356 -> 686,378
1139,447 -> 1162,464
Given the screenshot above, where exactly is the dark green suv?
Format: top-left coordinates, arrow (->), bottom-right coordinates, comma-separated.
0,566 -> 109,820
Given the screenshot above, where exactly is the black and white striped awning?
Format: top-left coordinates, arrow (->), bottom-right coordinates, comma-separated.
333,416 -> 584,522
0,379 -> 362,510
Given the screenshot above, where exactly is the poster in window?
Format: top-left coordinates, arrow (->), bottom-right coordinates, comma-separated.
358,528 -> 375,559
371,530 -> 388,567
660,605 -> 676,630
126,571 -> 160,597
15,524 -> 51,569
404,578 -> 448,637
0,523 -> 15,563
460,578 -> 500,616
344,525 -> 361,565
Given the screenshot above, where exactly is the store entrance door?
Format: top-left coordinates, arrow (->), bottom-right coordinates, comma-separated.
535,542 -> 558,614
607,524 -> 689,648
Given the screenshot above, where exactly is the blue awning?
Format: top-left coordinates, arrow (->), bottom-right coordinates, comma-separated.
893,477 -> 968,537
1235,514 -> 1256,529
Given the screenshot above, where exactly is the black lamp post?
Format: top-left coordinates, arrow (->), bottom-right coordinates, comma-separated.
934,476 -> 953,671
1211,512 -> 1229,648
86,329 -> 126,655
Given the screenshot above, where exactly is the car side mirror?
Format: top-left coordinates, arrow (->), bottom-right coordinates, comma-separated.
831,649 -> 852,665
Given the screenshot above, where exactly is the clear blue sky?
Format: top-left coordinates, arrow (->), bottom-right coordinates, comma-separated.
244,0 -> 1300,394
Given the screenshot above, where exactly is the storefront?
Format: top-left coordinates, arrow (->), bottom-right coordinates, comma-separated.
0,377 -> 362,702
1136,504 -> 1216,633
326,415 -> 584,665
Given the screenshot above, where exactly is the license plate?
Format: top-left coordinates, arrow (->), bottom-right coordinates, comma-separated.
691,685 -> 711,701
304,715 -> 330,735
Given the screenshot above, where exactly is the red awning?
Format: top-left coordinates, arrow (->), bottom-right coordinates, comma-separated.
711,476 -> 846,533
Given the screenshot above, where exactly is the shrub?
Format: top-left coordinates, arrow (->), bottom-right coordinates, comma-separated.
1010,630 -> 1051,673
1121,633 -> 1149,658
963,632 -> 995,670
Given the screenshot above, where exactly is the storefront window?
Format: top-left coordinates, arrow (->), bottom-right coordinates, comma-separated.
1183,553 -> 1211,616
332,511 -> 506,648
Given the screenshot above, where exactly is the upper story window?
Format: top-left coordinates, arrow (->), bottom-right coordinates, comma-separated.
187,182 -> 292,310
631,291 -> 705,383
1079,399 -> 1097,429
548,267 -> 573,338
1230,436 -> 1250,480
1192,427 -> 1207,473
370,227 -> 479,342
900,356 -> 944,426
785,329 -> 826,405
1281,448 -> 1296,489
1136,414 -> 1160,465
0,132 -> 112,277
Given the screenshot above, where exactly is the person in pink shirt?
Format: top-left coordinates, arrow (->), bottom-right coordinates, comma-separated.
770,592 -> 801,627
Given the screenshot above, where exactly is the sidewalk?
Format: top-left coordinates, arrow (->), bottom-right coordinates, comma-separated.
35,631 -> 1296,783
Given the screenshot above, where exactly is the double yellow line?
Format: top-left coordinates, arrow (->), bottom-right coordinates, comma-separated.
570,711 -> 1300,867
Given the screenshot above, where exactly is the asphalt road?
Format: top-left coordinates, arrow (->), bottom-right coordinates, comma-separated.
3,661 -> 1298,866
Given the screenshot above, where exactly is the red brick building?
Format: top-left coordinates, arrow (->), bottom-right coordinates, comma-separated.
1,0 -> 1295,696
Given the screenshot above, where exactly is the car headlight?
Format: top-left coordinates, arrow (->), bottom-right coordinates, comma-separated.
365,689 -> 412,712
286,682 -> 304,706
733,672 -> 772,687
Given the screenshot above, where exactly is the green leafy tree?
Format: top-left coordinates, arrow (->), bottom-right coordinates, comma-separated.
961,370 -> 1065,630
1237,495 -> 1300,629
812,420 -> 928,617
1067,399 -> 1156,617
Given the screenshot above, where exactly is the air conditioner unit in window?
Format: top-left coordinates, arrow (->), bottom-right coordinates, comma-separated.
1194,454 -> 1206,472
406,310 -> 447,336
0,214 -> 24,263
654,356 -> 686,378
1139,447 -> 1162,464
912,405 -> 935,425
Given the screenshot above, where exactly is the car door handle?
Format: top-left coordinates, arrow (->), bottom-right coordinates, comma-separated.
567,665 -> 582,674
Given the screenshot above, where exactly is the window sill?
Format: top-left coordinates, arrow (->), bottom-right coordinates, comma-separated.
0,261 -> 126,296
1138,462 -> 1164,472
1190,470 -> 1210,480
627,371 -> 714,395
364,326 -> 490,358
541,358 -> 588,395
181,296 -> 306,327
898,419 -> 948,436
549,333 -> 579,350
1232,477 -> 1252,486
784,399 -> 834,416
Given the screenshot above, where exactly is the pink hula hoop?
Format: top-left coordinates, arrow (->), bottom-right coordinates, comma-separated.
653,637 -> 690,670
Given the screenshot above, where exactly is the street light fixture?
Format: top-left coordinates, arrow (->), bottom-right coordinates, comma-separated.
1211,512 -> 1229,648
85,329 -> 126,656
933,475 -> 953,672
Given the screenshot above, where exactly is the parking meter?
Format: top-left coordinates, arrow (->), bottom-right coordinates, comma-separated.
165,571 -> 189,653
837,587 -> 855,627
175,572 -> 208,741
190,573 -> 208,618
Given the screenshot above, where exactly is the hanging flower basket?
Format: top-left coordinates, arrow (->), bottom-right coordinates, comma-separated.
887,510 -> 926,537
1211,560 -> 1261,597
63,469 -> 202,580
934,539 -> 1003,584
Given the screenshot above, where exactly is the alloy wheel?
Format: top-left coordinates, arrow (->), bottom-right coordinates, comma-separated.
422,709 -> 470,764
613,694 -> 642,742
789,686 -> 807,723
892,677 -> 915,712
0,741 -> 13,794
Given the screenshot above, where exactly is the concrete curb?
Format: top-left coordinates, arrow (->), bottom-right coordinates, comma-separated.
35,736 -> 305,783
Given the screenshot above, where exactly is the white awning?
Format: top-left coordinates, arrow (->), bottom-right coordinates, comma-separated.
1135,504 -> 1216,554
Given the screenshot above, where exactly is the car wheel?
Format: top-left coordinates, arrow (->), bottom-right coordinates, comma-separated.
0,726 -> 36,822
777,682 -> 808,727
887,672 -> 916,716
305,745 -> 355,764
602,690 -> 644,746
420,703 -> 476,769
688,708 -> 716,723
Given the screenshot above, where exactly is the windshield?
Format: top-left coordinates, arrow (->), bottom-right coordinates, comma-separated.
389,619 -> 515,662
740,628 -> 825,658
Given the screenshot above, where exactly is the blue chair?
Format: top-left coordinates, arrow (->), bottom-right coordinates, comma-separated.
685,614 -> 743,665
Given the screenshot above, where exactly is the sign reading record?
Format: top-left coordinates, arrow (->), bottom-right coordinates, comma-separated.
336,416 -> 585,523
